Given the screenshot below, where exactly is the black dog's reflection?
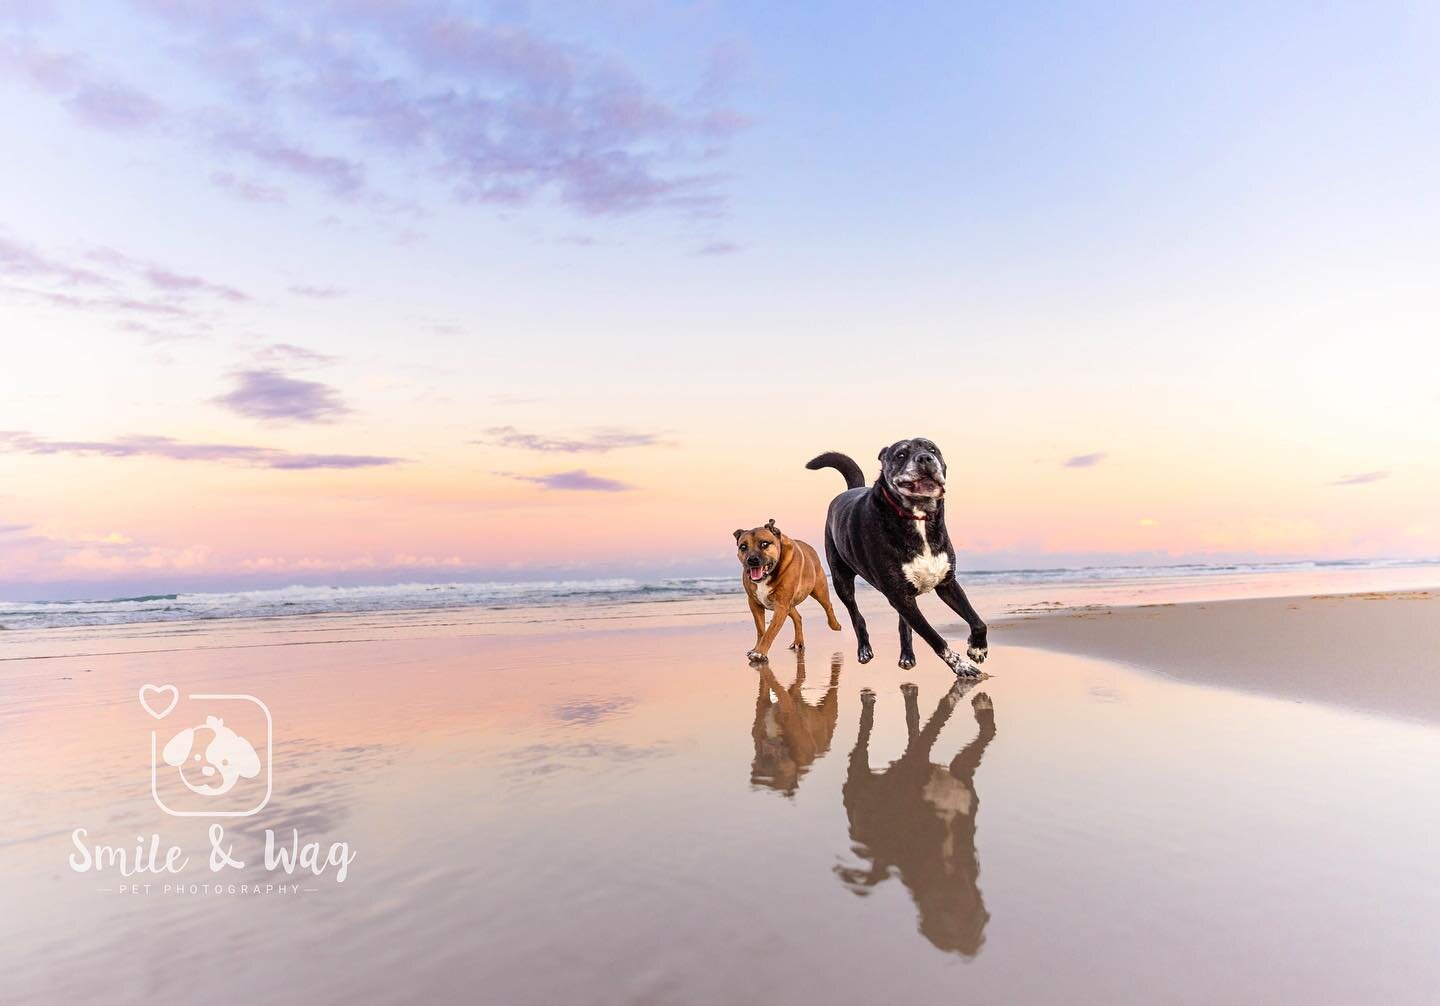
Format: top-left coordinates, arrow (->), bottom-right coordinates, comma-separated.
750,653 -> 842,796
837,680 -> 996,956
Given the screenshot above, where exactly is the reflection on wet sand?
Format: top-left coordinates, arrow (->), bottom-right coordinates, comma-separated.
838,679 -> 995,956
750,653 -> 843,795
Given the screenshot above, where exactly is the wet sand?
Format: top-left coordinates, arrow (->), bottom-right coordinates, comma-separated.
4,586 -> 1440,1004
996,590 -> 1440,724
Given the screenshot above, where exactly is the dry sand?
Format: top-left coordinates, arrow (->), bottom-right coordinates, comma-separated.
994,589 -> 1440,723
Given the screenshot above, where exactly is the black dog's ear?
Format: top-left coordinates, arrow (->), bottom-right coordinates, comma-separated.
877,446 -> 889,462
733,528 -> 745,542
765,518 -> 781,537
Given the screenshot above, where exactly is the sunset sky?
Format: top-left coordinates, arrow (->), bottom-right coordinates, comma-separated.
2,1 -> 1438,599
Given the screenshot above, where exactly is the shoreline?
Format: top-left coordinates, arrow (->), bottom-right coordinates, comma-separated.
5,576 -> 1438,731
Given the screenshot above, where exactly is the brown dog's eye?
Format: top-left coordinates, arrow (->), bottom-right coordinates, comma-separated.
738,544 -> 747,551
760,541 -> 770,548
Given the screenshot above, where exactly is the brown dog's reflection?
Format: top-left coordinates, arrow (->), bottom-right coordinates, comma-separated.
837,680 -> 996,956
750,653 -> 842,796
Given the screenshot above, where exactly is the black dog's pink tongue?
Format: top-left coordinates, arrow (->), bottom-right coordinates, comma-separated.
749,568 -> 764,581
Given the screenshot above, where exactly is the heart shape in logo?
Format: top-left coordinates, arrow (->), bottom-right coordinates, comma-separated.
139,683 -> 179,720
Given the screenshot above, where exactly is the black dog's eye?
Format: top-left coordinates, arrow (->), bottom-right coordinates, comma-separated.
895,450 -> 907,460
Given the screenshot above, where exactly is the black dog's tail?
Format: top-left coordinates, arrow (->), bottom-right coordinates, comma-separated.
805,452 -> 865,490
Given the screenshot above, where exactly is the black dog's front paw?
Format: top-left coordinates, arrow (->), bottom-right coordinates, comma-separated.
898,653 -> 916,670
967,640 -> 988,664
943,648 -> 981,678
857,643 -> 874,664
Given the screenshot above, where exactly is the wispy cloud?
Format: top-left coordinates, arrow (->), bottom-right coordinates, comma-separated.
1,233 -> 251,328
477,426 -> 661,453
1063,452 -> 1106,468
0,522 -> 31,534
499,469 -> 632,492
66,78 -> 164,130
288,285 -> 343,299
0,234 -> 107,285
75,245 -> 249,302
0,431 -> 401,470
253,343 -> 337,367
1329,471 -> 1388,486
214,369 -> 349,423
693,240 -> 742,256
3,4 -> 745,218
210,122 -> 365,197
210,170 -> 287,204
116,320 -> 206,345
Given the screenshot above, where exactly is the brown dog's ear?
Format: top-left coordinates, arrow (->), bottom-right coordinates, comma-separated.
765,518 -> 781,537
733,528 -> 745,542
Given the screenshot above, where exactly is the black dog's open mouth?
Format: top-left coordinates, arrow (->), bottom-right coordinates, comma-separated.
748,564 -> 773,581
896,477 -> 943,497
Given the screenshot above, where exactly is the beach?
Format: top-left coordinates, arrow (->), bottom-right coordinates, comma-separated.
999,589 -> 1440,724
4,571 -> 1440,1005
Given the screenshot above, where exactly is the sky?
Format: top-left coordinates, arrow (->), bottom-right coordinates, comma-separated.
2,0 -> 1438,600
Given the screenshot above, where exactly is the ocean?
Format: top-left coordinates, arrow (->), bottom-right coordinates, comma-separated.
3,557 -> 1437,631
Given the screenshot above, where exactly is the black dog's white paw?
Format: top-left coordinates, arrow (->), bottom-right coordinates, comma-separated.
943,648 -> 981,678
967,642 -> 988,664
857,644 -> 873,664
898,654 -> 916,670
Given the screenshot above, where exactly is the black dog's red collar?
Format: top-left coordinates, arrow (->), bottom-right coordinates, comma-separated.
879,483 -> 929,521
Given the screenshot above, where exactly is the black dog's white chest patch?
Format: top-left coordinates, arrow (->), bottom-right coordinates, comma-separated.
901,514 -> 949,593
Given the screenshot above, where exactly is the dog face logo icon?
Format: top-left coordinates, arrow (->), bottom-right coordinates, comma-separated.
162,716 -> 263,797
143,686 -> 272,817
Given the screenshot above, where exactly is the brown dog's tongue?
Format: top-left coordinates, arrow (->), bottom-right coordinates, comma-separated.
749,568 -> 764,581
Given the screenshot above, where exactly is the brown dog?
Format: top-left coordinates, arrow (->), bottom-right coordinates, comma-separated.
734,518 -> 842,661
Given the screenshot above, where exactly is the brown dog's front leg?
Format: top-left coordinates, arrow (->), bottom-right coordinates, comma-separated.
747,595 -> 767,652
747,598 -> 794,662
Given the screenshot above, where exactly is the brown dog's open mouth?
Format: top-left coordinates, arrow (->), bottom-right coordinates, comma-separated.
748,565 -> 772,581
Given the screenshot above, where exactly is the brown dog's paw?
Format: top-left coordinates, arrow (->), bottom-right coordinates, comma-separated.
746,649 -> 768,663
788,641 -> 805,652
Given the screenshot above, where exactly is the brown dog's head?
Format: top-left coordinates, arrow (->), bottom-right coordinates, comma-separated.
733,519 -> 784,583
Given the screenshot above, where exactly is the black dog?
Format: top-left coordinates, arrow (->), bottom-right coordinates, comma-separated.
807,439 -> 987,676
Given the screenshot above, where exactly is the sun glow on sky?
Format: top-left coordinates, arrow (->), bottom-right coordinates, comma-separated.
2,1 -> 1438,598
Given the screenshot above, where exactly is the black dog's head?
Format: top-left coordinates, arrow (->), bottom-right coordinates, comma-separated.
878,438 -> 947,505
733,519 -> 784,583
